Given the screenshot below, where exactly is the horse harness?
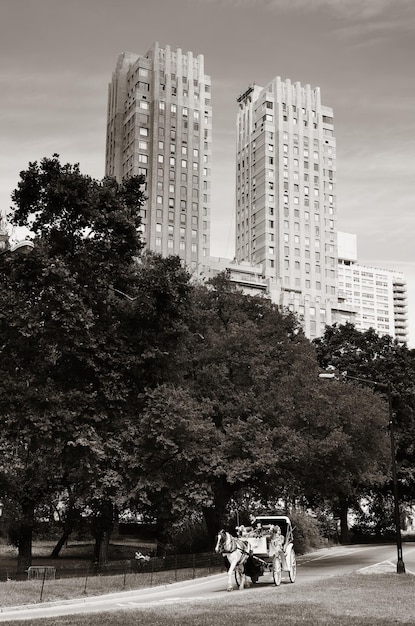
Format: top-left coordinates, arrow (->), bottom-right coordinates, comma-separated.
219,531 -> 251,557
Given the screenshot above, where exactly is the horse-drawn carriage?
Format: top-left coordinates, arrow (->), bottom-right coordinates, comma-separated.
215,515 -> 297,591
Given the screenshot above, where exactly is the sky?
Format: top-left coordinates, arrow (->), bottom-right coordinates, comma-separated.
1,0 -> 414,343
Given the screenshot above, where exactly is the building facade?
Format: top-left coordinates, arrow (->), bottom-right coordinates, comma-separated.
105,43 -> 212,269
235,78 -> 342,339
337,232 -> 408,343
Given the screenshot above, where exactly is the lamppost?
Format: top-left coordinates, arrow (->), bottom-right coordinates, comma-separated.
319,369 -> 406,574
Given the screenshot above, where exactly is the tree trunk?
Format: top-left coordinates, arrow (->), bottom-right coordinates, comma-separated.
203,481 -> 233,542
92,500 -> 114,565
17,501 -> 35,574
203,506 -> 223,542
50,504 -> 79,558
50,529 -> 72,559
339,496 -> 350,544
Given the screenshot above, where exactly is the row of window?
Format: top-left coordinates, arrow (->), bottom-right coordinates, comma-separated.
155,238 -> 199,253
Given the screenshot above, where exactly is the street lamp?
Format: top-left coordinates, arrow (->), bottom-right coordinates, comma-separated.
319,369 -> 406,573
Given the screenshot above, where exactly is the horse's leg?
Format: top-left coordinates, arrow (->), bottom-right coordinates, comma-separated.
236,563 -> 246,590
226,555 -> 238,591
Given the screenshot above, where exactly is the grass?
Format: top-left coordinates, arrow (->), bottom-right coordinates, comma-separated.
0,567 -> 220,607
1,573 -> 415,625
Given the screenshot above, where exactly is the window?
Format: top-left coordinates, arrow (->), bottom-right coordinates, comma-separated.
139,127 -> 148,136
139,141 -> 148,150
138,154 -> 148,163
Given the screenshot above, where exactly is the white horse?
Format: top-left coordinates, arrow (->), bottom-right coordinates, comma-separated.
215,529 -> 251,591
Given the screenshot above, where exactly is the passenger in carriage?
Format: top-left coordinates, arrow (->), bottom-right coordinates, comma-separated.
269,525 -> 284,554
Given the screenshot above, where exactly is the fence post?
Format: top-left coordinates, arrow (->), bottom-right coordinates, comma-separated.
39,568 -> 47,603
192,553 -> 195,579
123,564 -> 127,589
175,554 -> 178,582
83,565 -> 89,594
150,557 -> 153,587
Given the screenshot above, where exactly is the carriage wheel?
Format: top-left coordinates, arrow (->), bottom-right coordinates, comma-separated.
289,551 -> 297,583
272,556 -> 282,586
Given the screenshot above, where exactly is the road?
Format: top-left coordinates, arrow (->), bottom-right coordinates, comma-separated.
1,543 -> 414,622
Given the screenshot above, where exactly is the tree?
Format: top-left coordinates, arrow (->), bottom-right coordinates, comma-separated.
168,274 -> 322,538
0,155 -> 146,570
314,323 -> 415,531
298,378 -> 390,542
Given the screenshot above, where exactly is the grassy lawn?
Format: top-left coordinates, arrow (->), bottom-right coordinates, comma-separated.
0,567 -> 219,607
1,573 -> 415,625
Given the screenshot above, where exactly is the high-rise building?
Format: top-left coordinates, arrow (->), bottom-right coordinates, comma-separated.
235,78 -> 344,338
338,232 -> 408,343
106,43 -> 212,269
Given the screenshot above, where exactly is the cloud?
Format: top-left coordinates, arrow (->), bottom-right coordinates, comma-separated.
192,0 -> 407,17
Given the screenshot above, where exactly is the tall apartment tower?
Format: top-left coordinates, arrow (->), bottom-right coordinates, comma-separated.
106,43 -> 212,269
236,79 -> 339,338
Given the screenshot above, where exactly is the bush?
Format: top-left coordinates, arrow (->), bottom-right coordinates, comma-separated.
166,518 -> 212,554
289,510 -> 326,554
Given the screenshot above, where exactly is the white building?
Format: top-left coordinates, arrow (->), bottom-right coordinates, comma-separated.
235,78 -> 351,339
105,43 -> 212,269
338,232 -> 408,343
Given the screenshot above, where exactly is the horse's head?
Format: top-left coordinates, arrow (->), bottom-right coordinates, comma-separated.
214,529 -> 227,553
